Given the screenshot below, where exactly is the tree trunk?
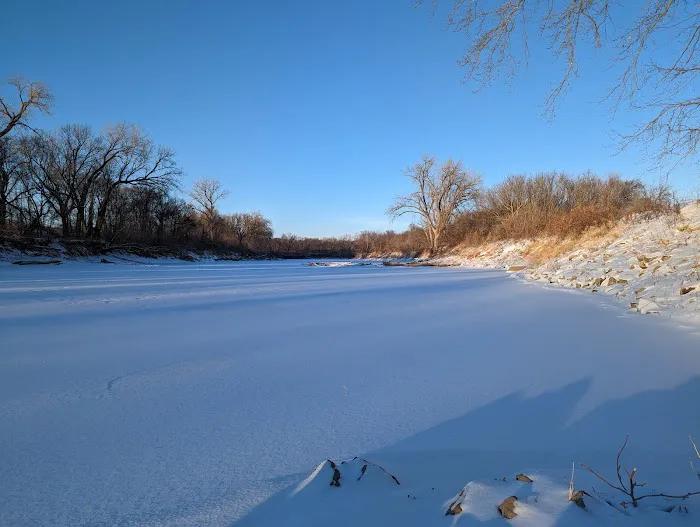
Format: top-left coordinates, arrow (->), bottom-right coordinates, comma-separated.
432,228 -> 441,254
0,195 -> 7,230
86,193 -> 95,238
75,205 -> 85,237
61,212 -> 71,238
93,186 -> 116,239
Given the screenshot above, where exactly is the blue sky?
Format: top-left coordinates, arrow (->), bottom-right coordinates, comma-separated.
2,1 -> 697,236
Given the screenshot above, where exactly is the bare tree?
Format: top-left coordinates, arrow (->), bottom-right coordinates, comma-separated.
421,1 -> 700,170
225,213 -> 246,247
0,77 -> 52,139
277,233 -> 298,253
92,125 -> 181,238
0,78 -> 52,231
52,124 -> 106,237
224,211 -> 273,248
388,156 -> 481,254
483,174 -> 529,222
0,137 -> 26,230
20,132 -> 74,237
100,186 -> 193,245
19,123 -> 181,238
189,178 -> 229,240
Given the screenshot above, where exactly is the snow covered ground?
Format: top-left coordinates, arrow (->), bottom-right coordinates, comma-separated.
1,260 -> 700,526
436,202 -> 700,326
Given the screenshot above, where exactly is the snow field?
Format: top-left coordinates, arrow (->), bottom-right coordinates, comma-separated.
1,260 -> 699,525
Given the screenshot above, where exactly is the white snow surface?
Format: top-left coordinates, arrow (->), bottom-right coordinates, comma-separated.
1,260 -> 700,526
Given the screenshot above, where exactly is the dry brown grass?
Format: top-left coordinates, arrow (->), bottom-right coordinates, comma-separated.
454,173 -> 675,247
522,223 -> 622,264
441,217 -> 625,269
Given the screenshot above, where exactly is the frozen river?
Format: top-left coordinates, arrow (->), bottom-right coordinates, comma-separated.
1,260 -> 699,526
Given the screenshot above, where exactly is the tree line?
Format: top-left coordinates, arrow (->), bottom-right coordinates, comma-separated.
0,78 -> 679,261
0,77 -> 358,257
0,78 -> 194,247
375,156 -> 676,257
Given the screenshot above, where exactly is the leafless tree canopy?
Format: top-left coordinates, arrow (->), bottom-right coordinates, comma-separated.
355,227 -> 427,257
13,124 -> 181,238
0,77 -> 53,139
190,179 -> 229,221
388,155 -> 481,253
189,178 -> 230,240
223,211 -> 273,248
422,1 -> 700,169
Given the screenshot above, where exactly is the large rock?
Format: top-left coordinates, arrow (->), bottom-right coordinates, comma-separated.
295,457 -> 400,493
498,496 -> 518,519
637,298 -> 661,315
329,461 -> 341,487
652,263 -> 673,275
445,501 -> 463,516
570,490 -> 587,509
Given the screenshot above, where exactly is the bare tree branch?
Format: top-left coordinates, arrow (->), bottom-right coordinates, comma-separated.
419,1 -> 700,170
0,77 -> 53,140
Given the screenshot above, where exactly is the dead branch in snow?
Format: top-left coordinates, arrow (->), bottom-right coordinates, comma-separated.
568,461 -> 575,501
581,435 -> 700,508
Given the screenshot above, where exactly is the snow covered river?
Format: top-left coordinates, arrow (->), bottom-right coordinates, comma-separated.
1,260 -> 699,526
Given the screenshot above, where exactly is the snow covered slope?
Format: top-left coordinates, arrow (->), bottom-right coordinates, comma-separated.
438,202 -> 700,326
1,261 -> 699,526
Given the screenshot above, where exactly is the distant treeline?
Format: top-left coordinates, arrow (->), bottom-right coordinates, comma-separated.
0,78 -> 676,260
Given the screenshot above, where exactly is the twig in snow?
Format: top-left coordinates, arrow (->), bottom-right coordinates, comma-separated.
580,435 -> 700,508
568,462 -> 575,501
691,435 -> 700,480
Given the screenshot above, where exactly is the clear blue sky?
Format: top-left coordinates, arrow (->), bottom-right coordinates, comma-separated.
2,1 -> 696,236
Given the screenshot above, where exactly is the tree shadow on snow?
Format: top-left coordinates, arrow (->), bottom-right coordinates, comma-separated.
2,273 -> 508,327
233,376 -> 700,525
